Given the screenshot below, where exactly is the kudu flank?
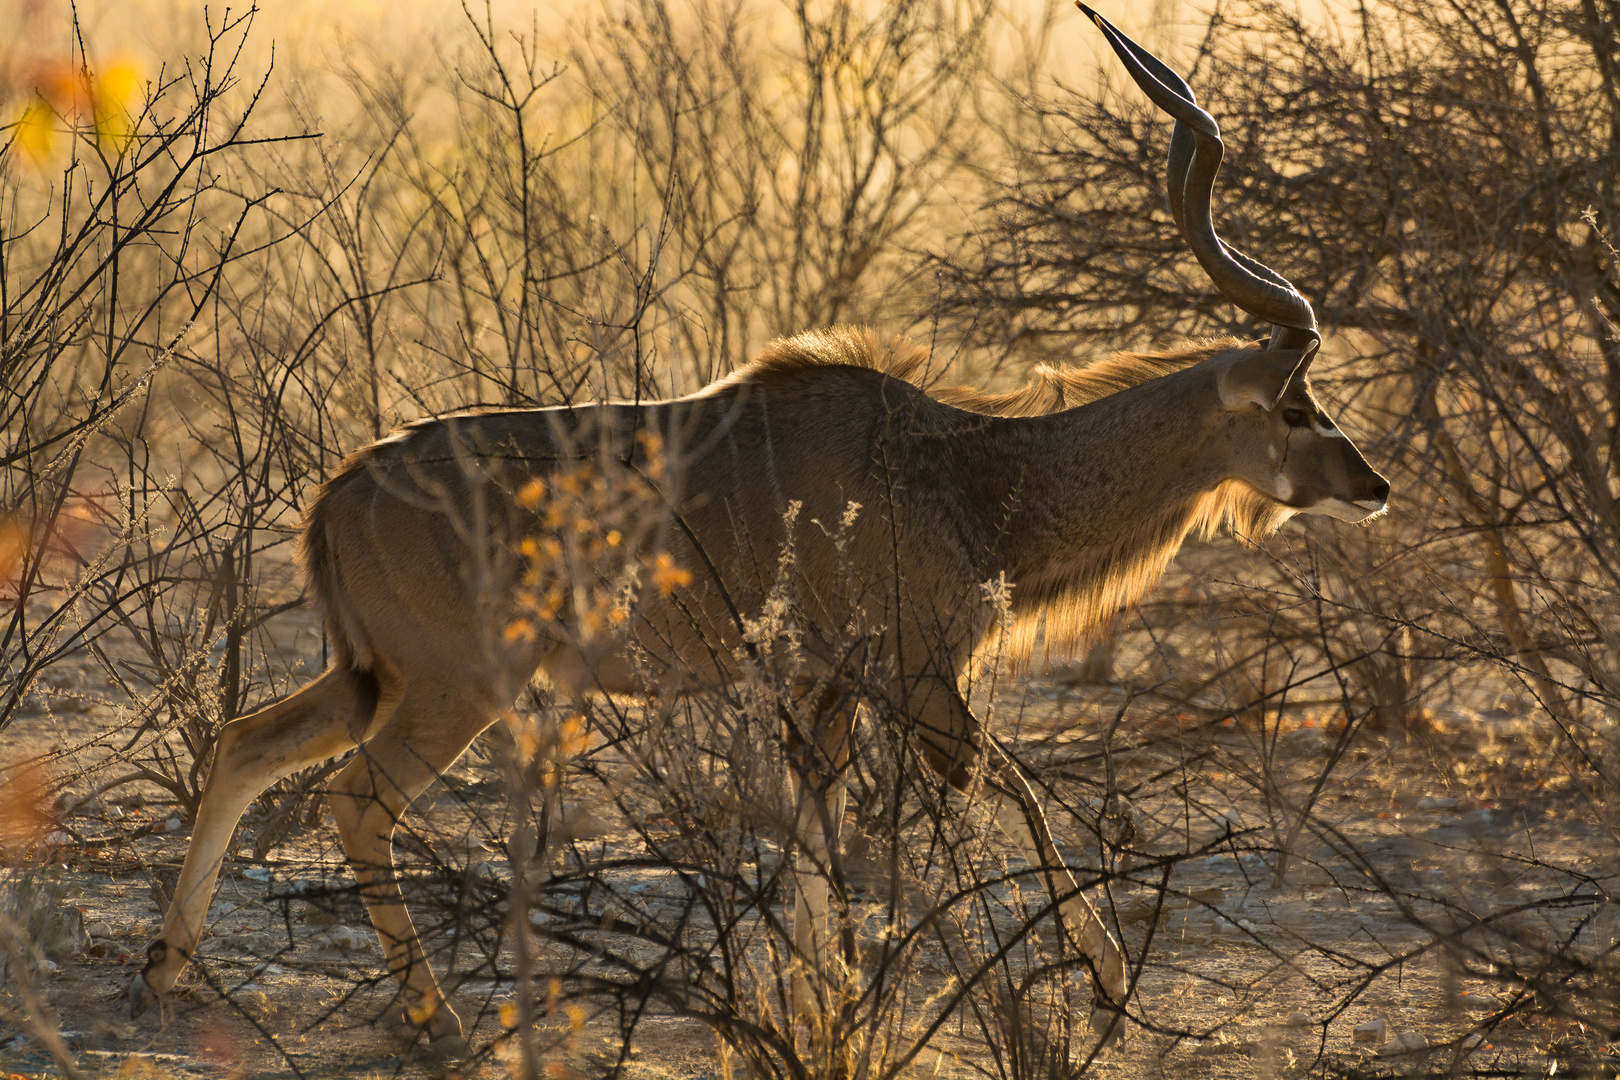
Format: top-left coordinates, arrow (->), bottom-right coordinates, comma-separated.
131,6 -> 1388,1053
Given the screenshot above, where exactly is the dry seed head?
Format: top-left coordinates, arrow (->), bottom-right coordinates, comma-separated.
980,571 -> 1014,625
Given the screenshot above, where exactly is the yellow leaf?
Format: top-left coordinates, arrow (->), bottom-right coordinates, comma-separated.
651,552 -> 692,595
16,101 -> 55,162
93,60 -> 141,153
517,478 -> 547,509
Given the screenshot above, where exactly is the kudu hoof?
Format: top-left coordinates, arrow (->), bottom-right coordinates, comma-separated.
424,1032 -> 473,1062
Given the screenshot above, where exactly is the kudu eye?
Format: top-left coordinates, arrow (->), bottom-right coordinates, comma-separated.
1281,407 -> 1309,428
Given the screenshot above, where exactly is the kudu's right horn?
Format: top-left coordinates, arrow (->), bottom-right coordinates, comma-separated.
1078,4 -> 1321,371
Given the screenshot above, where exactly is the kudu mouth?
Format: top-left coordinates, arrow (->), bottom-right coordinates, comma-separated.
1315,475 -> 1391,523
1355,477 -> 1393,519
1078,3 -> 1322,381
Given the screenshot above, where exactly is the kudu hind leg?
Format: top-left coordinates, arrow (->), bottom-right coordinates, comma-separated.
132,666 -> 389,1015
327,685 -> 497,1049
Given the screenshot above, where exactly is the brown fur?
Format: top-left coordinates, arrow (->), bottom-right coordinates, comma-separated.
705,327 -> 1286,665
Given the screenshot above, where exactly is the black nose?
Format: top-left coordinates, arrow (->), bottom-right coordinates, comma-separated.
1370,478 -> 1390,503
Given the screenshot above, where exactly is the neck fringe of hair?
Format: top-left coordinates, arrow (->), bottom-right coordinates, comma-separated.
724,325 -> 1292,669
1004,480 -> 1292,668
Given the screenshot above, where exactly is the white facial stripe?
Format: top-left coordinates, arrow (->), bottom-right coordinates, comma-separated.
1354,498 -> 1387,511
1311,418 -> 1344,438
1274,476 -> 1293,502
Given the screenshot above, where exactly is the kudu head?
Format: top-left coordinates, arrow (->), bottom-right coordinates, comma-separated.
1082,5 -> 1389,523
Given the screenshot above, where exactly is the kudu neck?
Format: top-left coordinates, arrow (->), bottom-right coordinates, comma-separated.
984,364 -> 1229,579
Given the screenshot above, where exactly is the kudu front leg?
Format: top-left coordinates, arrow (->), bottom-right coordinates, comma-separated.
784,696 -> 856,1031
981,740 -> 1129,1020
911,678 -> 1128,1021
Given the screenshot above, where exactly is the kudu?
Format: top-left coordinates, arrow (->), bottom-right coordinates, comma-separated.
131,7 -> 1388,1054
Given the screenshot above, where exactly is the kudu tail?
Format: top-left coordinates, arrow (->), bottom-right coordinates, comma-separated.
297,458 -> 379,674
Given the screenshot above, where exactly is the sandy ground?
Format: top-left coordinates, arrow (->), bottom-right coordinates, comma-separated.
3,653 -> 1618,1079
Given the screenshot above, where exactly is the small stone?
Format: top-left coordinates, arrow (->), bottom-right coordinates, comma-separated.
1415,796 -> 1458,810
1353,1018 -> 1387,1045
1285,1011 -> 1312,1027
320,925 -> 366,952
1355,914 -> 1374,928
85,921 -> 113,939
1191,887 -> 1225,905
1379,1030 -> 1428,1056
242,867 -> 273,883
1466,809 -> 1495,826
1460,1034 -> 1485,1050
1286,727 -> 1328,753
226,931 -> 277,955
163,817 -> 183,833
44,831 -> 74,847
42,908 -> 90,961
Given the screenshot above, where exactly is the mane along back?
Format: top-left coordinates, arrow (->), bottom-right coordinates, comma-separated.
719,325 -> 1246,416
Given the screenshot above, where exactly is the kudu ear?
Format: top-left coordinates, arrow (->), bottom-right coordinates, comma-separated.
1216,347 -> 1312,412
